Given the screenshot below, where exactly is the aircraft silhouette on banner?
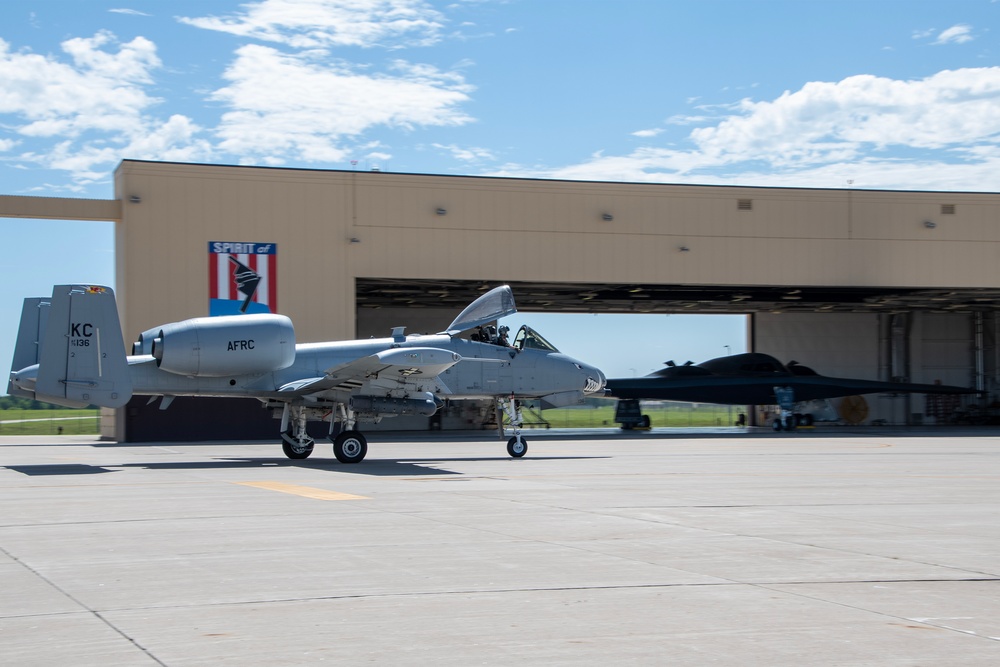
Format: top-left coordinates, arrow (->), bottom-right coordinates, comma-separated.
228,256 -> 262,313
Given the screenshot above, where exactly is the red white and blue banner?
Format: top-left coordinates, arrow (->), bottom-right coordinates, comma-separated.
208,241 -> 277,316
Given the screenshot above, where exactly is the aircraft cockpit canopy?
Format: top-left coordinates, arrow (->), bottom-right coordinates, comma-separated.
513,325 -> 559,352
440,285 -> 562,352
443,285 -> 517,335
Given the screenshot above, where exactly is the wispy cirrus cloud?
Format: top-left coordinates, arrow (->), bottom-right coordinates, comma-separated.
177,0 -> 446,49
914,23 -> 976,45
934,24 -> 974,45
432,142 -> 495,162
109,8 -> 151,17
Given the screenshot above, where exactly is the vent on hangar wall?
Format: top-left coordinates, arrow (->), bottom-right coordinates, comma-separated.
737,199 -> 753,211
941,204 -> 956,215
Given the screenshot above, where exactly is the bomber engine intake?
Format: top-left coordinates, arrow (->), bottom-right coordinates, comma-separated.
136,313 -> 296,377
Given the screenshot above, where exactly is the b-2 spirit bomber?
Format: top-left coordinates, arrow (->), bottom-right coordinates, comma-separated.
8,285 -> 606,462
606,352 -> 975,430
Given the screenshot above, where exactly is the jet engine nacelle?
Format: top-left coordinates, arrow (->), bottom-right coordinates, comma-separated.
144,314 -> 295,377
350,394 -> 438,417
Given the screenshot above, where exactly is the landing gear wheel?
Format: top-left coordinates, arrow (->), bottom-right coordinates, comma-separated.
333,430 -> 368,464
772,419 -> 783,432
784,416 -> 797,431
281,434 -> 315,459
507,435 -> 527,458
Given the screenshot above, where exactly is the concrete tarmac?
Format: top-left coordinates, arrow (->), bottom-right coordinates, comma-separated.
2,428 -> 1000,665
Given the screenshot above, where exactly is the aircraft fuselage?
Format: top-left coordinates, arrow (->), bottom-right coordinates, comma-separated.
126,333 -> 600,404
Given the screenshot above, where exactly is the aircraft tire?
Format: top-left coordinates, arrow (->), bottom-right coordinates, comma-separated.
334,430 -> 368,464
772,419 -> 783,432
507,436 -> 527,458
282,436 -> 315,460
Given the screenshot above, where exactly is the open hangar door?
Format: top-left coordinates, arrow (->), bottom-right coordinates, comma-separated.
356,279 -> 999,427
753,311 -> 984,426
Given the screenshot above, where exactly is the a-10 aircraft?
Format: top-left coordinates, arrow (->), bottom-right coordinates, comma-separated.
8,284 -> 606,462
606,351 -> 976,430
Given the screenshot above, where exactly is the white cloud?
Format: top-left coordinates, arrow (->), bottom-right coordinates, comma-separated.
209,44 -> 473,163
123,114 -> 214,162
631,128 -> 662,138
177,1 -> 475,166
109,8 -> 151,17
0,32 -> 161,137
432,142 -> 494,161
690,69 -> 1000,162
178,0 -> 446,49
489,67 -> 1000,192
934,24 -> 974,45
0,33 -> 209,186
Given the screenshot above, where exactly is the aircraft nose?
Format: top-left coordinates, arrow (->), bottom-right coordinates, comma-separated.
582,363 -> 606,395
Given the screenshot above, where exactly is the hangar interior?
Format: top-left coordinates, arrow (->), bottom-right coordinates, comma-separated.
3,159 -> 1000,438
353,278 -> 998,428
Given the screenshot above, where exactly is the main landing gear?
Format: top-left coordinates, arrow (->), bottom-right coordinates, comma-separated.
279,403 -> 368,463
332,430 -> 367,464
279,396 -> 529,463
770,386 -> 814,432
771,412 -> 815,431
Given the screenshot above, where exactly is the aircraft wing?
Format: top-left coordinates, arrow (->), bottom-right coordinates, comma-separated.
278,347 -> 462,397
605,375 -> 976,406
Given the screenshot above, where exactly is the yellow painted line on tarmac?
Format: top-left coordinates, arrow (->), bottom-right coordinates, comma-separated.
234,481 -> 369,501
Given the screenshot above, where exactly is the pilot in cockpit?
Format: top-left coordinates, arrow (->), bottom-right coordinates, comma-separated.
471,324 -> 511,347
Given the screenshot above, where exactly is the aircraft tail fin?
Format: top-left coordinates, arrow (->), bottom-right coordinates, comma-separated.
31,285 -> 133,408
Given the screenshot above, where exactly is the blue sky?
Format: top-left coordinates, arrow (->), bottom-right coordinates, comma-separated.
3,0 -> 999,381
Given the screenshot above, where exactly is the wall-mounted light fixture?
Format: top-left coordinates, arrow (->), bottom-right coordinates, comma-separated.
349,237 -> 361,244
678,246 -> 690,252
924,220 -> 937,228
128,195 -> 141,204
601,213 -> 614,221
435,207 -> 447,216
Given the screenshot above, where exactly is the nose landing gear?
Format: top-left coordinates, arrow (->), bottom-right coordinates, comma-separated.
499,395 -> 528,458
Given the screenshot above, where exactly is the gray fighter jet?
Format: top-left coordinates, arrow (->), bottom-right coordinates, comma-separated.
8,285 -> 606,462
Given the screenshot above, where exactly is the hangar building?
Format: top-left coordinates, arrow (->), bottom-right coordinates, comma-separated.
3,159 -> 1000,439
